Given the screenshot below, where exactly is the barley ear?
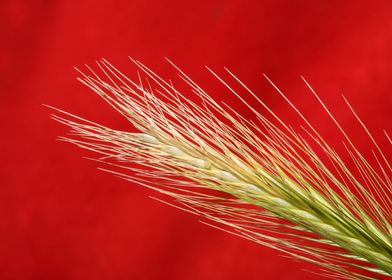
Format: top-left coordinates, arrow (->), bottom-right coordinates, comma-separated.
50,59 -> 392,279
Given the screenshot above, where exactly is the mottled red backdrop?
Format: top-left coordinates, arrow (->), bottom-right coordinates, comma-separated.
1,1 -> 392,279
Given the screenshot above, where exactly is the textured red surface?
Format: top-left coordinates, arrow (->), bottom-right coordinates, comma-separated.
1,1 -> 392,279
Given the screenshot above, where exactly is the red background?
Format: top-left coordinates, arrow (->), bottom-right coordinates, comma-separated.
1,1 -> 392,279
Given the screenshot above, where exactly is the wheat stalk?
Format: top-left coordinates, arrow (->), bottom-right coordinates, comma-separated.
50,58 -> 392,279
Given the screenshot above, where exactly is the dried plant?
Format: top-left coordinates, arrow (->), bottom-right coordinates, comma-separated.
50,58 -> 392,279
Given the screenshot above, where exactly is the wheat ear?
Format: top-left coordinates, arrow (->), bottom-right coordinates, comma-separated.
50,58 -> 392,279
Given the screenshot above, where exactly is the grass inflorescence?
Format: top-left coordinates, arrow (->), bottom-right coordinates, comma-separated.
50,58 -> 392,279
